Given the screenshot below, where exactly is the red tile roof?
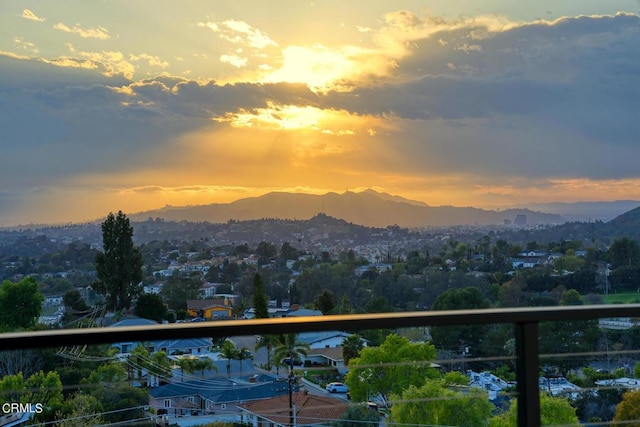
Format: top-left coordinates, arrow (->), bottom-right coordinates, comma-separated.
239,391 -> 349,426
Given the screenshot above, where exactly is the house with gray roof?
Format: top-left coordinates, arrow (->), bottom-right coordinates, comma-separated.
149,374 -> 293,418
110,318 -> 212,356
298,331 -> 367,350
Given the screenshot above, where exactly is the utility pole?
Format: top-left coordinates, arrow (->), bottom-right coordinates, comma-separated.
288,371 -> 294,427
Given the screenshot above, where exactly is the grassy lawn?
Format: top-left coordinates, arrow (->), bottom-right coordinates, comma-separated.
301,367 -> 341,387
602,292 -> 640,304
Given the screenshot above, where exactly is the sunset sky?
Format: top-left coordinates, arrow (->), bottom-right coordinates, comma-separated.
1,1 -> 640,226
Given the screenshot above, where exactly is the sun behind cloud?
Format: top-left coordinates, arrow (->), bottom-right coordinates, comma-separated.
213,102 -> 387,136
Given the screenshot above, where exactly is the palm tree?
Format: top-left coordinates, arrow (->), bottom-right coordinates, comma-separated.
148,351 -> 172,386
236,347 -> 252,375
177,356 -> 198,382
273,333 -> 310,375
219,339 -> 238,377
129,345 -> 150,385
255,334 -> 279,371
193,357 -> 217,377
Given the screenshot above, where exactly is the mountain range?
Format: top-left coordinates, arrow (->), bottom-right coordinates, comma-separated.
128,190 -> 569,228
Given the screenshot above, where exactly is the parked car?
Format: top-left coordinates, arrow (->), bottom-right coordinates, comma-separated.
326,382 -> 349,393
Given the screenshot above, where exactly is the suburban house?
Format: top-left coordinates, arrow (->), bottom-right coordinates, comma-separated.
510,256 -> 543,269
298,331 -> 366,350
244,304 -> 323,319
187,299 -> 233,320
305,346 -> 348,374
150,375 -> 291,418
110,318 -> 212,356
143,284 -> 163,294
244,307 -> 291,319
283,306 -> 323,317
239,391 -> 349,427
468,370 -> 510,401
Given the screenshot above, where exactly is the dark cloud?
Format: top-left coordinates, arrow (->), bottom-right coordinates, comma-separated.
314,13 -> 640,180
0,55 -> 322,192
2,12 -> 640,196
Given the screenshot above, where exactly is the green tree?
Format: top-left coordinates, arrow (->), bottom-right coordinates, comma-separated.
161,271 -> 202,311
177,356 -> 199,382
498,276 -> 525,307
0,370 -> 64,423
608,237 -> 640,269
334,404 -> 380,427
341,334 -> 364,367
554,254 -> 585,273
273,334 -> 310,375
192,357 -> 216,377
256,241 -> 277,265
490,393 -> 580,426
315,289 -> 335,314
560,289 -> 583,306
539,318 -> 599,375
219,340 -> 238,377
255,334 -> 279,371
573,388 -> 623,424
236,347 -> 253,375
614,389 -> 640,426
345,334 -> 439,408
81,362 -> 128,389
253,273 -> 269,319
280,242 -> 300,263
391,380 -> 493,427
148,351 -> 173,385
57,393 -> 104,427
128,345 -> 174,386
0,277 -> 44,330
87,383 -> 147,424
134,293 -> 167,322
430,287 -> 490,356
63,289 -> 89,312
95,211 -> 143,312
129,345 -> 150,384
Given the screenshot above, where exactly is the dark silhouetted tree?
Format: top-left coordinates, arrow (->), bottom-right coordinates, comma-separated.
430,287 -> 490,356
95,211 -> 143,312
134,293 -> 167,323
315,289 -> 335,314
253,273 -> 269,319
342,334 -> 363,366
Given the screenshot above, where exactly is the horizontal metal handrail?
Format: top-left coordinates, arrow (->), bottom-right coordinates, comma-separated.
3,304 -> 638,349
3,304 -> 639,427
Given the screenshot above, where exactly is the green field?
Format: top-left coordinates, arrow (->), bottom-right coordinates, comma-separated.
602,293 -> 640,304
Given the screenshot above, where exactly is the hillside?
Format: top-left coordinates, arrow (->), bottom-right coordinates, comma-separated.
604,206 -> 640,242
128,190 -> 565,228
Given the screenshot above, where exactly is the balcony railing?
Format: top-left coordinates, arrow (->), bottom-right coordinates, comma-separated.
3,304 -> 640,427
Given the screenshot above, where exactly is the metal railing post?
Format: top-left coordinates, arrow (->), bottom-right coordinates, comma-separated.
515,321 -> 540,427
